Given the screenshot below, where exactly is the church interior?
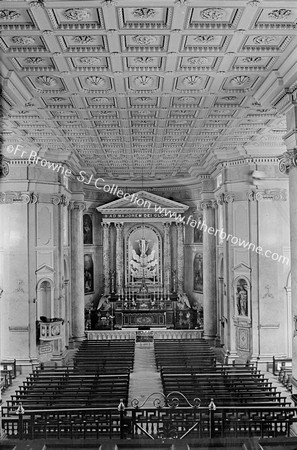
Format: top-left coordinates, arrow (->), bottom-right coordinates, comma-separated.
1,0 -> 297,448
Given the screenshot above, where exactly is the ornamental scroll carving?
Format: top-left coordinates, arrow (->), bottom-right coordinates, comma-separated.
278,149 -> 297,174
247,189 -> 287,201
0,158 -> 9,178
199,200 -> 218,210
0,192 -> 38,204
216,193 -> 234,205
52,194 -> 69,206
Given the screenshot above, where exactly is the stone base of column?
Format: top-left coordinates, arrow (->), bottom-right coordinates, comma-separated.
226,350 -> 239,365
203,334 -> 219,347
69,335 -> 85,348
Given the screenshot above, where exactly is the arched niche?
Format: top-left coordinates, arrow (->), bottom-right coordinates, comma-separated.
234,276 -> 250,318
36,278 -> 54,320
125,224 -> 162,287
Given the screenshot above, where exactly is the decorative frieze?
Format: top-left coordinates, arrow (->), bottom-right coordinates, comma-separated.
278,149 -> 297,174
268,9 -> 292,19
12,36 -> 35,45
200,8 -> 225,21
247,189 -> 287,201
132,8 -> 156,19
0,10 -> 21,21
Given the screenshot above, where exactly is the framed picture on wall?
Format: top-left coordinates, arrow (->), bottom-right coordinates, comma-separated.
193,252 -> 203,293
193,218 -> 203,244
83,214 -> 93,245
84,254 -> 94,294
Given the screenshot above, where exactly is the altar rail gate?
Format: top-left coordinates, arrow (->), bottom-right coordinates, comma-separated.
2,404 -> 297,441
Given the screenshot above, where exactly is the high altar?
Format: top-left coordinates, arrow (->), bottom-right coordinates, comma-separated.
95,191 -> 194,329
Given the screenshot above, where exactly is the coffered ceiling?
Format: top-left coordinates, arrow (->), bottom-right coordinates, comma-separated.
1,0 -> 297,183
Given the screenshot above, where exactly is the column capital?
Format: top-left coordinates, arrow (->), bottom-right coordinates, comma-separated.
52,194 -> 69,207
247,188 -> 287,201
200,200 -> 217,210
70,201 -> 85,211
216,193 -> 234,205
176,222 -> 185,228
278,149 -> 297,174
115,222 -> 124,229
0,191 -> 38,204
102,221 -> 111,228
164,222 -> 171,229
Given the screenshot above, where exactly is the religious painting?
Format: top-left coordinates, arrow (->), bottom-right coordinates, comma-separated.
127,225 -> 161,284
193,252 -> 203,292
83,214 -> 93,245
84,254 -> 94,294
235,278 -> 249,317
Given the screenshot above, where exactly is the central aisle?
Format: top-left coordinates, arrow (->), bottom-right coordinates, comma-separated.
128,342 -> 163,408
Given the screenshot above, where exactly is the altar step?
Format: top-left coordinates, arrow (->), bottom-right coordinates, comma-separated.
128,342 -> 163,408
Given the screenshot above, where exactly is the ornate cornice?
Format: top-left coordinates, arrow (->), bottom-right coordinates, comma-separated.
278,149 -> 297,174
273,86 -> 297,115
0,191 -> 38,204
247,189 -> 287,201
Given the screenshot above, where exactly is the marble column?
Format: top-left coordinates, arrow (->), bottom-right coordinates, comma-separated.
164,222 -> 171,290
115,222 -> 124,293
201,200 -> 217,344
279,120 -> 297,391
102,222 -> 111,295
70,201 -> 85,341
176,223 -> 185,292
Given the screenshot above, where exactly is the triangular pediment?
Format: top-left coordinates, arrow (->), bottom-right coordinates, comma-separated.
97,190 -> 189,215
36,264 -> 55,275
233,263 -> 251,273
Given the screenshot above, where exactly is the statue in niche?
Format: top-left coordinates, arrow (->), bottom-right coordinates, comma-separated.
83,214 -> 93,245
236,278 -> 248,316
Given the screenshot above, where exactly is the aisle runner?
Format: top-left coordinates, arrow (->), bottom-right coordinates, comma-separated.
128,342 -> 163,408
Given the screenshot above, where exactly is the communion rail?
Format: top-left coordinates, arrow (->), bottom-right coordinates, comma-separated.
2,404 -> 296,441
